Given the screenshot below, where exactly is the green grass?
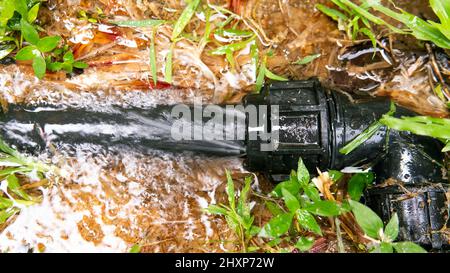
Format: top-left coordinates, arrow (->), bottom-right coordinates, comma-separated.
0,136 -> 54,224
206,159 -> 426,253
317,0 -> 450,49
114,2 -> 287,89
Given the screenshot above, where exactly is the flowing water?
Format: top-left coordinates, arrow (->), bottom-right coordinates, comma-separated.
0,0 -> 448,253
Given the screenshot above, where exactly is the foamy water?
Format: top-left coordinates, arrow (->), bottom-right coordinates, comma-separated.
0,145 -> 245,252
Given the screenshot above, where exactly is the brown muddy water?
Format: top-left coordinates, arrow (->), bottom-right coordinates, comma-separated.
0,0 -> 448,252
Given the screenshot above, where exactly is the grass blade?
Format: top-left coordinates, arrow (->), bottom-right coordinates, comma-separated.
264,69 -> 288,81
340,102 -> 396,155
316,4 -> 348,21
164,43 -> 174,84
171,0 -> 201,41
112,19 -> 166,28
339,0 -> 405,34
149,28 -> 158,85
380,115 -> 450,140
293,54 -> 321,65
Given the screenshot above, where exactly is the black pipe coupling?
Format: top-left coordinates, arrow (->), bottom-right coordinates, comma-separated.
244,79 -> 449,249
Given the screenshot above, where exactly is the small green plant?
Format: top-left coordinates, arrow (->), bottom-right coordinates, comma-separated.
15,22 -> 61,79
0,0 -> 87,78
205,170 -> 259,252
46,46 -> 88,74
259,159 -> 345,252
349,200 -> 427,253
254,51 -> 288,93
0,136 -> 53,224
316,0 -> 385,48
209,158 -> 427,253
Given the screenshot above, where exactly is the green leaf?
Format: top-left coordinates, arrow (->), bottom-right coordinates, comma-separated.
304,184 -> 321,202
171,0 -> 201,41
237,176 -> 253,228
392,242 -> 427,253
339,0 -> 405,34
293,54 -> 321,65
27,3 -> 40,23
255,61 -> 266,93
341,102 -> 396,155
47,61 -> 63,72
271,180 -> 301,198
112,19 -> 166,28
265,201 -> 283,216
267,237 -> 282,247
0,208 -> 19,224
259,213 -> 293,238
384,213 -> 399,242
328,170 -> 343,182
129,244 -> 141,253
6,174 -> 30,201
225,214 -> 239,233
443,141 -> 450,152
15,45 -> 39,60
249,225 -> 261,237
164,43 -> 174,84
295,236 -> 315,252
297,158 -> 310,187
0,137 -> 19,156
61,62 -> 73,73
0,0 -> 15,27
347,172 -> 374,201
296,209 -> 322,235
225,170 -> 235,210
149,28 -> 158,85
368,2 -> 450,49
32,55 -> 46,79
37,36 -> 61,52
430,0 -> 450,24
380,115 -> 450,140
281,188 -> 300,213
210,37 -> 255,55
371,242 -> 394,253
63,51 -> 74,63
359,27 -> 377,49
215,28 -> 254,38
205,204 -> 229,215
14,0 -> 28,18
73,61 -> 88,69
20,18 -> 39,45
304,200 -> 341,217
316,4 -> 348,21
0,43 -> 16,60
349,200 -> 383,239
339,121 -> 383,155
0,196 -> 13,210
0,156 -> 23,167
247,246 -> 260,252
264,69 -> 288,81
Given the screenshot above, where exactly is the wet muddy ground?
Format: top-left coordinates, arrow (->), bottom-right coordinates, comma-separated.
0,0 -> 448,252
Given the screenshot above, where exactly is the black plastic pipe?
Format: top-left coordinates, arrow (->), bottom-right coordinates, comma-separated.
0,79 -> 448,249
